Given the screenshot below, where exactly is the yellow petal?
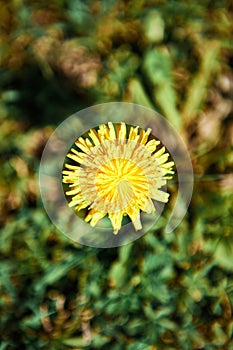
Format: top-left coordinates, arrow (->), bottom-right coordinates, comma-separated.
97,124 -> 108,141
156,153 -> 169,165
75,137 -> 91,153
117,122 -> 127,139
66,188 -> 80,196
71,148 -> 85,157
88,129 -> 100,146
145,139 -> 160,153
67,153 -> 84,164
65,163 -> 80,170
160,168 -> 174,176
150,189 -> 169,202
71,193 -> 84,201
161,161 -> 174,169
85,209 -> 106,226
108,211 -> 123,234
69,197 -> 84,206
126,206 -> 142,231
139,128 -> 151,145
128,126 -> 139,141
140,197 -> 155,214
153,146 -> 165,158
76,202 -> 89,210
108,122 -> 116,140
85,138 -> 93,147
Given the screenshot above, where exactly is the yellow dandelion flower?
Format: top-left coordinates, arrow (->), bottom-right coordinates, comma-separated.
62,122 -> 175,234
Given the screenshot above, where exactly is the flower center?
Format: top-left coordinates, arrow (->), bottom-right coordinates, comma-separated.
95,158 -> 149,211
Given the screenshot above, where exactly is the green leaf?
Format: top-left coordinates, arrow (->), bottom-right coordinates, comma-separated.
62,337 -> 87,348
143,48 -> 182,130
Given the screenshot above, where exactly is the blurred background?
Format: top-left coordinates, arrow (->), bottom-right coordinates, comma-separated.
0,0 -> 233,349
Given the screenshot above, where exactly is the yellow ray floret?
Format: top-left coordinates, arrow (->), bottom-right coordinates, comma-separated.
62,122 -> 175,234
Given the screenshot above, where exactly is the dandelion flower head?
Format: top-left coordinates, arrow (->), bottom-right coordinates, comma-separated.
62,122 -> 174,234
